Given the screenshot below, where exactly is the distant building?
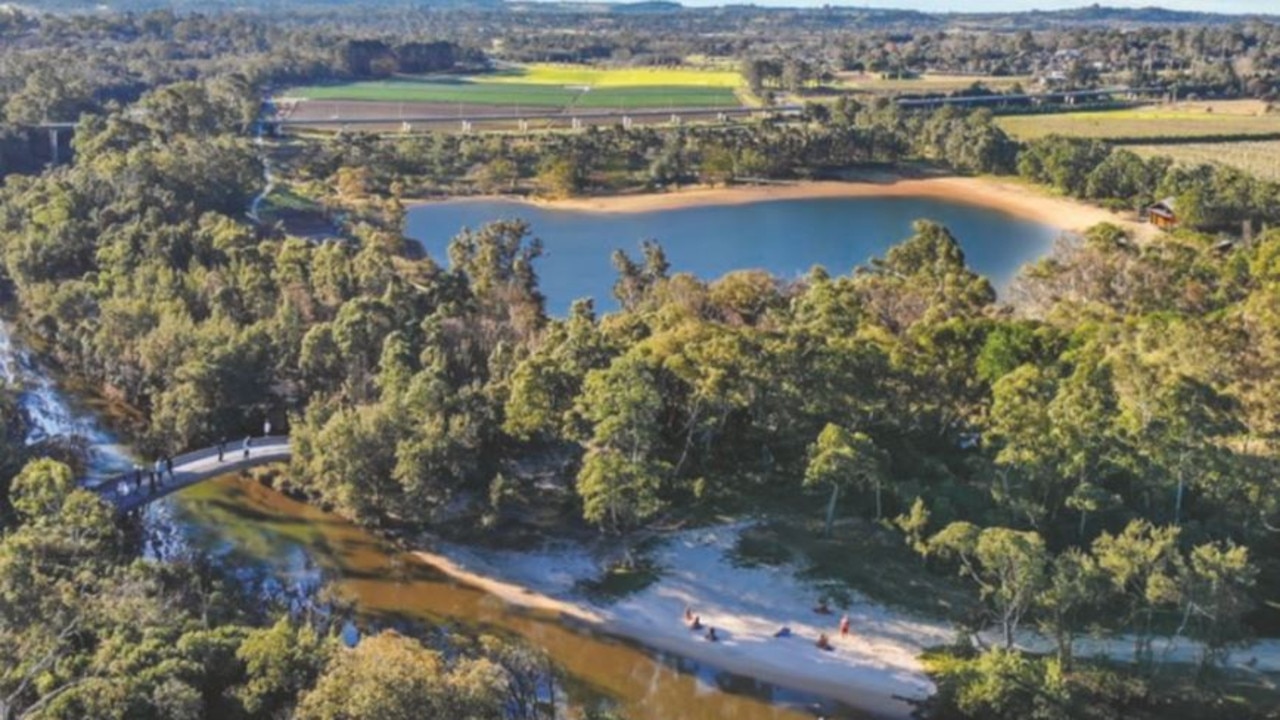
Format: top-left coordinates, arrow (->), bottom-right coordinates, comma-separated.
1037,72 -> 1067,88
1147,197 -> 1178,230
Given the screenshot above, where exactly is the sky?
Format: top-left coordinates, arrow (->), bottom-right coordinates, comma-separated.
674,0 -> 1275,11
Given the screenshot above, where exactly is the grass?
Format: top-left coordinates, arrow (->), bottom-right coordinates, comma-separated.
731,517 -> 978,621
1124,140 -> 1280,183
286,78 -> 580,107
283,63 -> 745,109
259,185 -> 319,214
998,101 -> 1280,141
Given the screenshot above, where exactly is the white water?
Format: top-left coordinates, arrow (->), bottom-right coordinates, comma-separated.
0,321 -> 135,482
246,118 -> 275,224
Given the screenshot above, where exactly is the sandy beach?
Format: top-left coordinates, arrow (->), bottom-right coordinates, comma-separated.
422,175 -> 1157,241
415,524 -> 1280,720
414,523 -> 954,720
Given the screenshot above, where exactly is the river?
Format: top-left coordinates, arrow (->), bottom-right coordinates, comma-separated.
406,195 -> 1060,314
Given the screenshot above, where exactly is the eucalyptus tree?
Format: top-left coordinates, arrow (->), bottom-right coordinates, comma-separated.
804,423 -> 887,534
928,523 -> 1049,650
575,352 -> 669,533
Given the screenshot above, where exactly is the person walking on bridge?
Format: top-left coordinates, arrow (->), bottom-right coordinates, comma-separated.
217,437 -> 226,462
243,435 -> 252,459
164,454 -> 174,481
263,419 -> 272,437
154,458 -> 164,486
133,465 -> 143,493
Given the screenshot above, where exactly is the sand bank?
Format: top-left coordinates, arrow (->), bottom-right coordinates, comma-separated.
421,175 -> 1156,241
414,523 -> 953,720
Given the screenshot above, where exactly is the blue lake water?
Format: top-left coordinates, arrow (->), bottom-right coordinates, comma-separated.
406,195 -> 1063,315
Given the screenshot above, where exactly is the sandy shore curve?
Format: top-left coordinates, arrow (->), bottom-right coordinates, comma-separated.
414,523 -> 954,720
416,175 -> 1155,241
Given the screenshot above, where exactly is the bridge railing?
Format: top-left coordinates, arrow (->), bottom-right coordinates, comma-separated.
90,435 -> 291,493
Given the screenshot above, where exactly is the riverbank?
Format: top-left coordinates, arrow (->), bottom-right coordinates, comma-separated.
414,522 -> 954,720
416,174 -> 1157,241
414,520 -> 1280,720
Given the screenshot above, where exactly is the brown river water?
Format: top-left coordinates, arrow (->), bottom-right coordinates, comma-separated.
146,475 -> 873,720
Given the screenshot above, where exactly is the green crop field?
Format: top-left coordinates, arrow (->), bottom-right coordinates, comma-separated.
1124,140 -> 1280,183
998,101 -> 1280,141
283,63 -> 745,109
285,78 -> 580,106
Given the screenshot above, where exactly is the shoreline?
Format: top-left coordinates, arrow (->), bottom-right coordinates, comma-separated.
412,175 -> 1156,240
413,525 -> 954,720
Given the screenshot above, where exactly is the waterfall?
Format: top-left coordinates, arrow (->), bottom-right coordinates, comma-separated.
0,321 -> 135,483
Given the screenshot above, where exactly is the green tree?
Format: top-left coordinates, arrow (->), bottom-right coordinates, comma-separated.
1092,520 -> 1184,661
804,424 -> 886,534
575,353 -> 669,533
8,459 -> 74,524
236,617 -> 332,718
535,156 -> 584,199
296,631 -> 503,720
930,524 -> 1048,648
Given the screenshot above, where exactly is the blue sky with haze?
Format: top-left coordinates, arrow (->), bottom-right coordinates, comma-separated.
677,1 -> 1273,11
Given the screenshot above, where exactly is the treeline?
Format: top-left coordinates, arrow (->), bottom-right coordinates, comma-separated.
0,453 -> 568,720
339,39 -> 485,78
740,57 -> 830,95
0,10 -> 489,171
294,99 -> 1016,202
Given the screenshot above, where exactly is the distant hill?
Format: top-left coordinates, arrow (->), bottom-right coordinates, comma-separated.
506,0 -> 683,13
506,2 -> 1274,26
10,0 -> 1275,25
949,4 -> 1273,28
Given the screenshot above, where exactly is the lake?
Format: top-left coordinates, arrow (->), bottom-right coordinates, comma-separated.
406,195 -> 1062,314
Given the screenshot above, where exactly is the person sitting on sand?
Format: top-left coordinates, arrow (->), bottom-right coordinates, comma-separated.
705,627 -> 718,642
813,598 -> 831,615
839,613 -> 851,638
773,626 -> 792,638
816,633 -> 833,651
689,615 -> 703,631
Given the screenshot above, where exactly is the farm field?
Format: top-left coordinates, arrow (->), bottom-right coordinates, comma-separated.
287,78 -> 578,106
1123,140 -> 1280,183
835,72 -> 1035,93
282,63 -> 745,110
484,63 -> 744,88
998,100 -> 1280,141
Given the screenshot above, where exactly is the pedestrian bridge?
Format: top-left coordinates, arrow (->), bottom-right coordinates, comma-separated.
92,436 -> 292,512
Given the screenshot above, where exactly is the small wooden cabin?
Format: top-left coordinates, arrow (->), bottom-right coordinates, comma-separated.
1147,198 -> 1178,230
